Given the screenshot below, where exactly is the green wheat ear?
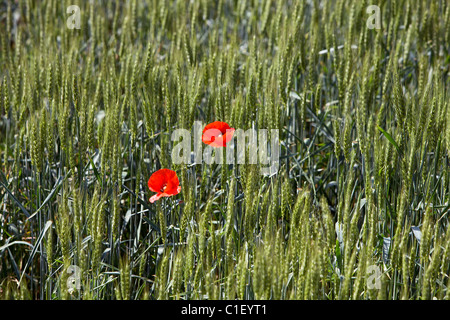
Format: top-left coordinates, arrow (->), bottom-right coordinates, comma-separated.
446,101 -> 450,157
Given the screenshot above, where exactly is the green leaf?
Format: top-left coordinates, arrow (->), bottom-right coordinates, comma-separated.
26,175 -> 66,221
377,126 -> 401,156
19,220 -> 53,284
0,180 -> 30,218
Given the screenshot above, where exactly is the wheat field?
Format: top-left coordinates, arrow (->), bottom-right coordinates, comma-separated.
0,0 -> 450,300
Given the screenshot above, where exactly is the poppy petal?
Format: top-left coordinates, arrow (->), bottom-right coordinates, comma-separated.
202,128 -> 222,146
148,169 -> 168,192
148,169 -> 181,203
202,121 -> 231,134
149,193 -> 164,203
164,176 -> 181,195
223,128 -> 235,144
202,123 -> 235,147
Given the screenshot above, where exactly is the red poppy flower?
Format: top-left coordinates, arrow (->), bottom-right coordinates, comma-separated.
202,121 -> 235,148
148,169 -> 181,203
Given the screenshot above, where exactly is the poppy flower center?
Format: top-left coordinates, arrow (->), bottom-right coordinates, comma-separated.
160,183 -> 167,193
211,133 -> 222,142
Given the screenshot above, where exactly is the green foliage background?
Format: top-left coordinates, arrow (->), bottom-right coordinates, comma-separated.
0,0 -> 449,300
